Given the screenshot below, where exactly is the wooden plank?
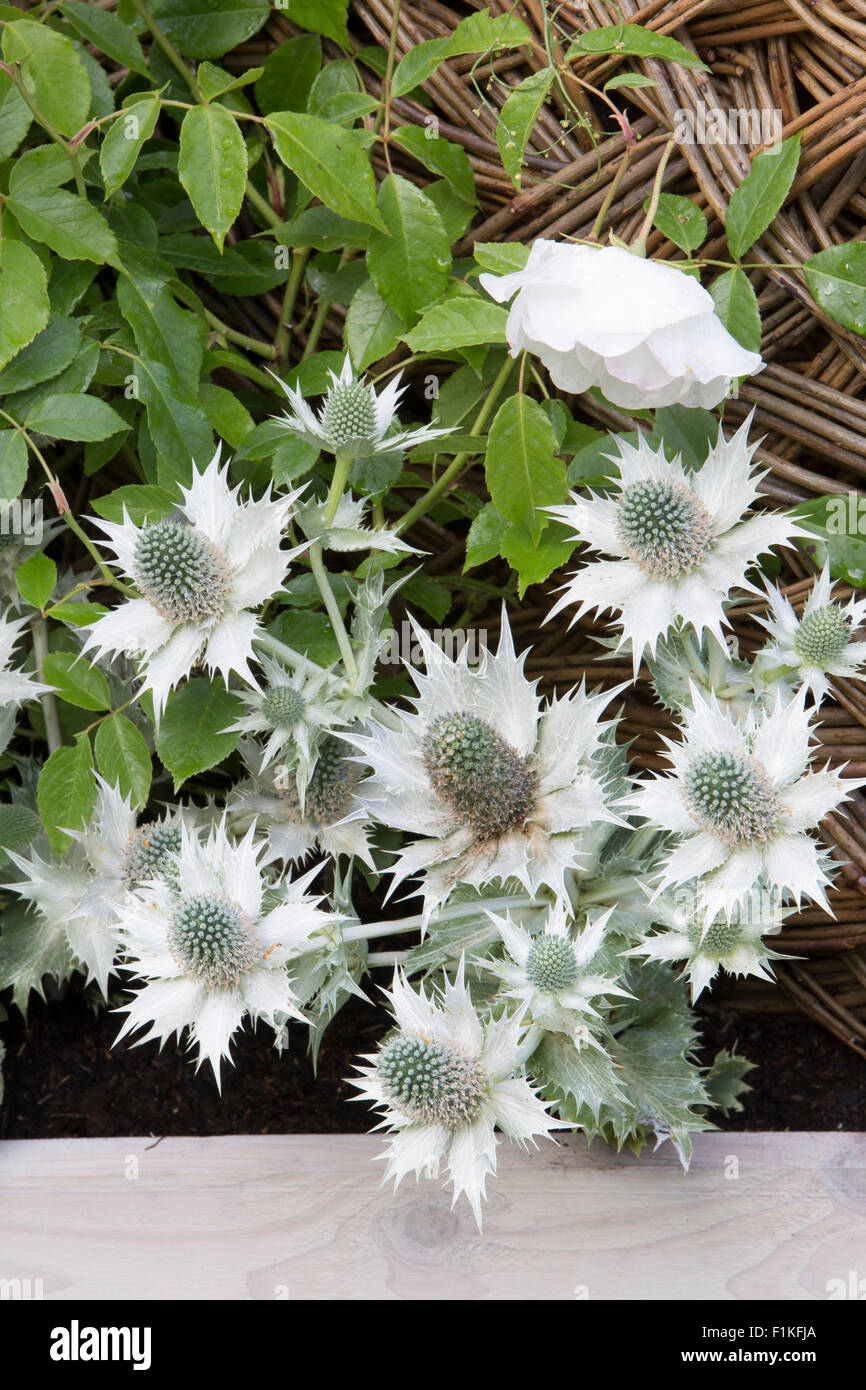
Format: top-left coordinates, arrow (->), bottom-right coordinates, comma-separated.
1,1133 -> 864,1300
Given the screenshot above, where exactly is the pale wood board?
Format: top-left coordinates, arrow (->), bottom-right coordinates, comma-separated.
1,1132 -> 864,1300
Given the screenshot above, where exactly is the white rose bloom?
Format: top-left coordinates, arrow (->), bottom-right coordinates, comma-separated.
479,240 -> 764,410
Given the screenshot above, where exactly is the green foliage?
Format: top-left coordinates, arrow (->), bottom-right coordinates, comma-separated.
725,134 -> 800,259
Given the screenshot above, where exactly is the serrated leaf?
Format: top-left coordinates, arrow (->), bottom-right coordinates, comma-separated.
91,483 -> 177,526
41,652 -> 110,710
254,34 -> 321,114
710,267 -> 761,352
100,96 -> 160,197
178,103 -> 247,250
389,126 -> 475,204
804,242 -> 866,334
0,68 -> 32,160
117,270 -> 202,394
497,68 -> 554,189
391,8 -> 531,98
95,713 -> 151,808
485,394 -> 567,539
647,192 -> 707,253
149,0 -> 269,60
265,111 -> 386,231
59,2 -> 149,76
0,897 -> 76,1013
0,314 -> 82,394
344,278 -> 404,372
473,242 -> 529,275
367,174 -> 451,323
500,518 -> 576,596
269,0 -> 348,49
37,735 -> 96,851
155,677 -> 242,789
0,430 -> 27,502
1,18 -> 90,138
7,186 -> 119,265
24,393 -> 128,442
565,23 -> 708,70
15,551 -> 56,609
534,1033 -> 626,1121
0,238 -> 50,371
464,501 -> 509,570
726,133 -> 800,259
405,293 -> 508,351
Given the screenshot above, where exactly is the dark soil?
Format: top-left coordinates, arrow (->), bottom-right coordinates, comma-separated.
1,985 -> 864,1137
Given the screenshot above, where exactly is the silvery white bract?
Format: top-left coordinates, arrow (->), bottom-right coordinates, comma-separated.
483,902 -> 628,1045
115,819 -> 333,1087
348,614 -> 624,924
82,449 -> 303,718
0,612 -> 52,708
3,778 -> 183,996
547,419 -> 803,675
754,565 -> 866,704
295,493 -> 415,555
479,240 -> 764,409
350,963 -> 566,1228
273,355 -> 454,458
628,684 -> 864,921
230,733 -> 375,870
227,654 -> 346,775
627,889 -> 790,1001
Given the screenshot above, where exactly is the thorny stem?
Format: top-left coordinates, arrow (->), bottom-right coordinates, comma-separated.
31,619 -> 61,753
589,145 -> 633,242
394,353 -> 515,536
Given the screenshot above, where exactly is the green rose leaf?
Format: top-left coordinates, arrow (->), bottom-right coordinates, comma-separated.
24,393 -> 129,442
100,96 -> 161,198
565,23 -> 708,71
41,651 -> 110,711
405,292 -> 508,351
726,134 -> 801,260
254,35 -> 321,114
149,0 -> 269,60
0,239 -> 50,370
155,677 -> 243,790
37,734 -> 96,852
265,111 -> 386,231
710,267 -> 762,353
485,394 -> 567,540
0,430 -> 27,503
804,243 -> 866,334
95,713 -> 152,808
15,550 -> 56,609
345,278 -> 404,372
497,68 -> 555,189
178,104 -> 247,250
647,193 -> 707,254
1,18 -> 91,138
59,2 -> 149,77
367,174 -> 451,323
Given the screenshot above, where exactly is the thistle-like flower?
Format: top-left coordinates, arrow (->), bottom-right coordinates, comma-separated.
754,565 -> 866,704
347,614 -> 624,924
482,902 -> 627,1043
350,963 -> 565,1228
227,654 -> 346,775
4,778 -> 183,996
82,449 -> 302,718
0,612 -> 52,708
272,355 -> 453,458
626,888 -> 790,1001
628,684 -> 863,920
546,418 -> 804,675
231,733 -> 374,869
115,819 -> 333,1086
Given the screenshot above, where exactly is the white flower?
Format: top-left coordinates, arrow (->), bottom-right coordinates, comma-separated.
546,419 -> 804,675
4,778 -> 183,995
754,564 -> 866,704
82,448 -> 303,719
627,684 -> 864,921
273,355 -> 453,458
115,819 -> 333,1087
627,890 -> 790,1002
350,962 -> 565,1228
479,239 -> 763,409
348,613 -> 624,925
231,733 -> 375,870
295,493 -> 415,555
483,902 -> 628,1043
0,612 -> 52,708
227,654 -> 346,774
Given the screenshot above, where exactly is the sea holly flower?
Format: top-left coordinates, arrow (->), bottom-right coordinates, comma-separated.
753,565 -> 866,704
115,819 -> 333,1087
347,613 -> 624,924
0,612 -> 52,709
273,355 -> 454,459
227,654 -> 347,776
482,902 -> 628,1044
4,778 -> 184,996
479,239 -> 763,410
82,449 -> 303,719
295,493 -> 415,556
350,963 -> 565,1228
627,888 -> 791,1001
627,684 -> 864,921
230,733 -> 375,869
546,420 -> 804,676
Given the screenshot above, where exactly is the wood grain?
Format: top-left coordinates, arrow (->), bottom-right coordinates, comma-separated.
1,1133 -> 865,1300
